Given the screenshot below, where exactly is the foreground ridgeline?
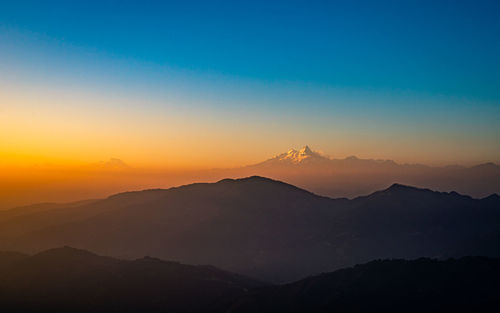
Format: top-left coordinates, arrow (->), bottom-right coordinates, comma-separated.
0,247 -> 264,313
0,176 -> 499,283
227,256 -> 500,313
0,248 -> 499,313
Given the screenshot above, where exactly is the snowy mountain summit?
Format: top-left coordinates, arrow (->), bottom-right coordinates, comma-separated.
270,146 -> 328,164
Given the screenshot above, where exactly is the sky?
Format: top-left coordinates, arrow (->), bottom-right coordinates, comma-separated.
1,0 -> 500,170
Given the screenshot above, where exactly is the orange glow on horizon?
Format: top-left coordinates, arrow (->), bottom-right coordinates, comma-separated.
2,82 -> 500,209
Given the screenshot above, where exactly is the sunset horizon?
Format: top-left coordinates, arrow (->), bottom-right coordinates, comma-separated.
2,2 -> 500,173
1,1 -> 500,312
2,143 -> 499,210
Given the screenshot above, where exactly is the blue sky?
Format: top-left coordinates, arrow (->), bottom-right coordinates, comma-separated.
2,0 -> 499,96
1,0 -> 500,166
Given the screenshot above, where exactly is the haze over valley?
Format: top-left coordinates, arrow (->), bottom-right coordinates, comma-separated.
1,176 -> 499,283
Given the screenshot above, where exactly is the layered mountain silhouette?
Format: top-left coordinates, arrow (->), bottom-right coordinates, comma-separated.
1,248 -> 499,313
227,146 -> 500,199
2,146 -> 498,210
0,246 -> 263,313
1,176 -> 499,282
226,257 -> 500,313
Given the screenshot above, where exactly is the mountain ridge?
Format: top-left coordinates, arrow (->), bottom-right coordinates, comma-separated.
226,256 -> 500,313
0,246 -> 265,313
237,146 -> 500,199
1,176 -> 499,282
3,247 -> 500,312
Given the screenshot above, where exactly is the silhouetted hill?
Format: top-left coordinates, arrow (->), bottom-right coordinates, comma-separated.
0,247 -> 264,313
2,249 -> 499,313
226,257 -> 500,313
0,251 -> 28,270
1,177 -> 499,282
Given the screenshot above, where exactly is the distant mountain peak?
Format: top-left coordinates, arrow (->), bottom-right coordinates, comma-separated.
100,158 -> 129,170
300,145 -> 313,154
268,145 -> 327,164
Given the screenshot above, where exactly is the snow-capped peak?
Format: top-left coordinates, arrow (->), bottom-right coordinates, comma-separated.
273,146 -> 322,164
299,145 -> 313,155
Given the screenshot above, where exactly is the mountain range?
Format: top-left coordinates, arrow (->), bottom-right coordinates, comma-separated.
1,176 -> 499,283
1,248 -> 499,313
2,146 -> 499,210
228,146 -> 500,199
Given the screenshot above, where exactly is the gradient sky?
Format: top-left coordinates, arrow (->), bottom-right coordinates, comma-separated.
1,0 -> 500,168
